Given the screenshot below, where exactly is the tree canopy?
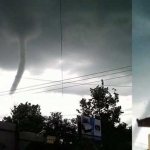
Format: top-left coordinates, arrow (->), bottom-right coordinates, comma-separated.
3,102 -> 45,133
77,80 -> 131,150
3,81 -> 131,150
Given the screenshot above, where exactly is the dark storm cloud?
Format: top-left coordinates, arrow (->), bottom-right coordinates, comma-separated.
0,0 -> 62,92
62,0 -> 131,74
0,0 -> 131,73
133,0 -> 150,104
0,0 -> 131,96
0,0 -> 60,71
132,0 -> 150,142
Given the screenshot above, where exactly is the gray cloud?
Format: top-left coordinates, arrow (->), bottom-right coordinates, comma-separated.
0,0 -> 131,71
132,0 -> 150,142
40,72 -> 132,96
133,0 -> 150,104
0,0 -> 131,95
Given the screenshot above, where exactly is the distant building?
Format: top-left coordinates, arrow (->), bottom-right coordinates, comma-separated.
137,118 -> 150,150
0,121 -> 16,150
0,121 -> 54,150
137,117 -> 150,127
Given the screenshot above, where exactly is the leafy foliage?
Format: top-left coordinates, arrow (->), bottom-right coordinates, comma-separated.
3,102 -> 45,133
76,80 -> 131,150
44,112 -> 77,145
2,81 -> 131,150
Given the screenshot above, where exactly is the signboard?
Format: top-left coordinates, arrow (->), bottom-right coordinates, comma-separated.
47,136 -> 56,144
78,115 -> 101,141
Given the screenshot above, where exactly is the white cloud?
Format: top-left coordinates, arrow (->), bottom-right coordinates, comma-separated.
0,69 -> 131,126
118,95 -> 132,125
0,69 -> 82,119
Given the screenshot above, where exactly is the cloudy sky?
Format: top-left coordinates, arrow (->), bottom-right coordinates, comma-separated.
133,0 -> 150,150
0,0 -> 131,133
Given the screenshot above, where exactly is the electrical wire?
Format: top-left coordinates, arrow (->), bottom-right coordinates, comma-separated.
33,74 -> 131,94
60,83 -> 132,87
0,69 -> 131,95
1,66 -> 131,94
0,74 -> 131,97
14,66 -> 131,82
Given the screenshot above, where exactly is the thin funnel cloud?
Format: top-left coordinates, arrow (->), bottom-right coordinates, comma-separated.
9,37 -> 26,94
0,0 -> 131,94
0,0 -> 45,94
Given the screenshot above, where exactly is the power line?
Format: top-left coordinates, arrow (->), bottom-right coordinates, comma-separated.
0,74 -> 131,97
18,69 -> 131,92
33,74 -> 131,94
4,65 -> 131,93
61,83 -> 132,87
14,66 -> 131,82
15,76 -> 53,82
18,73 -> 132,95
0,69 -> 131,95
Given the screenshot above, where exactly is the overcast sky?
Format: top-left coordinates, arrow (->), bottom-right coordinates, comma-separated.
132,0 -> 150,150
0,0 -> 131,133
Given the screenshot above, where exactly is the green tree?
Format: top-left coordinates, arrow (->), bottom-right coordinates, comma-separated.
44,112 -> 77,145
2,82 -> 131,150
3,102 -> 45,133
76,80 -> 131,150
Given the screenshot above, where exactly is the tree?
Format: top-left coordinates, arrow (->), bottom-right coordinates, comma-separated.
2,81 -> 131,150
3,102 -> 45,133
76,80 -> 131,150
44,112 -> 77,146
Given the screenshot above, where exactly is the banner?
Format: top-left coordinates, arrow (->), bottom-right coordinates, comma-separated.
77,115 -> 101,141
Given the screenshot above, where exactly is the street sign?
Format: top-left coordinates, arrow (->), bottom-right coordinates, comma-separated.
47,136 -> 56,144
78,115 -> 101,141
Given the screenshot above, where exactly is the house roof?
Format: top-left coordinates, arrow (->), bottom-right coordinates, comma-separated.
137,117 -> 150,127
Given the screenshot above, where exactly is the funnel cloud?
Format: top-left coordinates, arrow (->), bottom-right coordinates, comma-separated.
0,0 -> 46,93
9,37 -> 26,94
0,0 -> 131,95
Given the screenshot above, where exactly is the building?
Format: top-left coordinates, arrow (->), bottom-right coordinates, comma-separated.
0,121 -> 54,150
137,117 -> 150,150
137,117 -> 150,127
